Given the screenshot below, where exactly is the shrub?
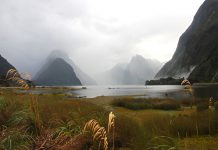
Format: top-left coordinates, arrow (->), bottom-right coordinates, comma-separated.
112,98 -> 180,111
180,99 -> 193,106
152,100 -> 180,110
196,103 -> 208,111
112,98 -> 152,110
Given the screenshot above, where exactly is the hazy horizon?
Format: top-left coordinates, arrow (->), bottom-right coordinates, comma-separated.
0,0 -> 204,77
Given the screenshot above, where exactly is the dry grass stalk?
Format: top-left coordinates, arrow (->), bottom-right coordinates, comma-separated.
209,97 -> 214,109
108,112 -> 115,133
108,112 -> 116,150
83,119 -> 108,150
181,79 -> 193,96
6,69 -> 29,90
181,79 -> 199,136
181,79 -> 192,90
181,79 -> 191,86
6,69 -> 19,79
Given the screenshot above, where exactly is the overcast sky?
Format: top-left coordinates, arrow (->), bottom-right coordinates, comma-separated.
0,0 -> 204,77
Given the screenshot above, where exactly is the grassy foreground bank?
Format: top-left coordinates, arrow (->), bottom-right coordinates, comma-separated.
0,88 -> 218,149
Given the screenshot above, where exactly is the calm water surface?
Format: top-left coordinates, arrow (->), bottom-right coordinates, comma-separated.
72,84 -> 218,99
72,85 -> 183,99
22,85 -> 218,100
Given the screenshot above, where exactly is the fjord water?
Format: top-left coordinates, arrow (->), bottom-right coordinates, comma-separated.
72,85 -> 182,99
71,85 -> 218,99
25,85 -> 218,100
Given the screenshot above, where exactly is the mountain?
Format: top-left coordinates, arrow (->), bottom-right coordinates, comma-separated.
0,54 -> 15,79
156,0 -> 218,82
34,58 -> 81,86
123,55 -> 162,84
97,63 -> 127,85
96,55 -> 161,85
35,50 -> 96,85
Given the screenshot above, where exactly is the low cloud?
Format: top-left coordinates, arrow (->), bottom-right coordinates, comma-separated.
0,0 -> 204,77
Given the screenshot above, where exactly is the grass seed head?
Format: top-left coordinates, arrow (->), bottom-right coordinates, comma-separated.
83,119 -> 108,150
6,69 -> 30,90
181,79 -> 191,86
108,112 -> 116,133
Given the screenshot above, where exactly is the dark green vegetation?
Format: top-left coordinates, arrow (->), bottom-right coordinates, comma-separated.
112,98 -> 180,110
111,97 -> 218,149
146,77 -> 184,85
0,55 -> 15,86
156,0 -> 218,83
1,89 -> 218,149
0,55 -> 15,78
34,58 -> 82,86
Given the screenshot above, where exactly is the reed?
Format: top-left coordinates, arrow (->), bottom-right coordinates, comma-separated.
83,119 -> 108,150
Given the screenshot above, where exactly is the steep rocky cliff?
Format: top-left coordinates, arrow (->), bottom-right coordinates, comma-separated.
0,54 -> 15,79
156,0 -> 218,82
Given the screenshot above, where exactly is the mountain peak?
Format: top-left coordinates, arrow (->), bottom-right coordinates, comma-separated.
34,57 -> 81,86
35,50 -> 97,85
131,54 -> 145,62
49,50 -> 68,60
96,55 -> 162,85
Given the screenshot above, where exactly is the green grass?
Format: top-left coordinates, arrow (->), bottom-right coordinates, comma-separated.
0,89 -> 108,149
0,89 -> 218,149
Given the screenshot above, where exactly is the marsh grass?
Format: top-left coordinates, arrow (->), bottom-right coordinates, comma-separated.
1,88 -> 218,149
112,98 -> 180,110
177,136 -> 218,149
1,129 -> 33,150
146,136 -> 176,150
0,90 -> 109,149
110,96 -> 218,149
115,114 -> 148,149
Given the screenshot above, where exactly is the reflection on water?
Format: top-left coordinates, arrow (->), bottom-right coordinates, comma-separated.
72,85 -> 185,99
193,84 -> 218,99
72,85 -> 218,99
21,84 -> 218,100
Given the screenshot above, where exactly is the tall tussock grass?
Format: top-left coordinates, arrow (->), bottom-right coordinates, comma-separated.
83,119 -> 108,150
82,112 -> 116,150
0,90 -> 110,149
